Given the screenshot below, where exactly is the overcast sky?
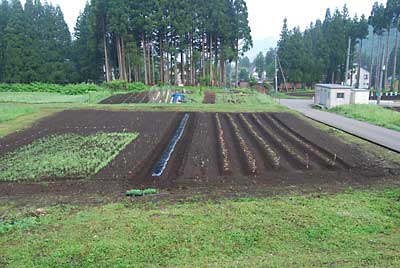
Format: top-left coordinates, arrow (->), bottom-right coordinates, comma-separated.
30,0 -> 384,40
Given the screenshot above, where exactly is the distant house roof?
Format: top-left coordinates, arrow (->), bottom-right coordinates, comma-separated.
316,84 -> 352,89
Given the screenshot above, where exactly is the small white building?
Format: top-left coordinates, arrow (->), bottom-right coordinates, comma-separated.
315,84 -> 352,109
350,88 -> 370,104
346,67 -> 370,89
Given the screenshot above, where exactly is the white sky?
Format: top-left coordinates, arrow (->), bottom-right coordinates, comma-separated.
23,0 -> 384,40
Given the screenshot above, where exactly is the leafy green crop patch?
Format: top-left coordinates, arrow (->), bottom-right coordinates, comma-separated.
0,132 -> 138,182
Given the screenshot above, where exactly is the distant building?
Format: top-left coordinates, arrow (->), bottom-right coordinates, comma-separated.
346,67 -> 370,89
314,84 -> 369,109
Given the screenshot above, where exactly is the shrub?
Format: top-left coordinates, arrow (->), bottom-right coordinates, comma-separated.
102,80 -> 148,92
0,83 -> 101,95
249,77 -> 258,87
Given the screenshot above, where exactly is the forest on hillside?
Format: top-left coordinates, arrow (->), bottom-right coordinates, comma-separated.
0,0 -> 252,87
275,1 -> 400,91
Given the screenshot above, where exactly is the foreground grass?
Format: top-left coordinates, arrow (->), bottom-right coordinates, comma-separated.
0,103 -> 39,123
1,189 -> 399,267
329,104 -> 400,132
0,132 -> 138,181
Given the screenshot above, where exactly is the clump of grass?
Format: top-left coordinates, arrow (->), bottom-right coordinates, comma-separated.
0,132 -> 138,181
330,104 -> 400,132
0,104 -> 39,123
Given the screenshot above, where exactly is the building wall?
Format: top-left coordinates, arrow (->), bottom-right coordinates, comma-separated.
315,85 -> 351,108
351,91 -> 370,104
346,68 -> 370,89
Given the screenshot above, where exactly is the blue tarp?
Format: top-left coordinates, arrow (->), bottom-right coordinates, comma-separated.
172,94 -> 185,103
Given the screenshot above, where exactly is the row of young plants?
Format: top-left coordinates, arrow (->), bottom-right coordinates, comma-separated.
238,114 -> 280,169
264,114 -> 337,167
250,114 -> 309,168
215,114 -> 230,174
226,114 -> 257,174
0,132 -> 138,182
0,81 -> 148,95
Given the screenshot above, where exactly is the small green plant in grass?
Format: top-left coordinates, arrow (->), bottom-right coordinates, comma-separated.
0,132 -> 138,181
126,188 -> 158,197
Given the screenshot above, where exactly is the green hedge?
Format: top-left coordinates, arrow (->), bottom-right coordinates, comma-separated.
102,80 -> 148,92
0,81 -> 149,95
0,83 -> 101,95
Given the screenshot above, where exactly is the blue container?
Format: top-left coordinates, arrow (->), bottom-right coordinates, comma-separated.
172,94 -> 185,103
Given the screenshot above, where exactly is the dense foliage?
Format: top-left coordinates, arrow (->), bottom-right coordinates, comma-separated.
275,1 -> 400,91
0,0 -> 73,83
0,0 -> 252,87
0,83 -> 101,95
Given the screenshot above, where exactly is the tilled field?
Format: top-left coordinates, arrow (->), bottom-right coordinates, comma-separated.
0,110 -> 398,203
203,91 -> 216,104
100,92 -> 150,104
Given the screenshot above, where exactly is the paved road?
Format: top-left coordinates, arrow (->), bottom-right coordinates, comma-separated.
280,99 -> 400,153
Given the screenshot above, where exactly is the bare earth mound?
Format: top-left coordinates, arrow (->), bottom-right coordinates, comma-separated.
0,110 -> 399,204
203,91 -> 216,104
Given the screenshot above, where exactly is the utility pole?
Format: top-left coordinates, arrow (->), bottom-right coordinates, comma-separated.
275,49 -> 278,93
378,65 -> 385,105
345,36 -> 352,86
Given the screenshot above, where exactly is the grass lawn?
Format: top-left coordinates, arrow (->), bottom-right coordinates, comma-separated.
1,189 -> 400,267
0,104 -> 39,124
0,132 -> 138,181
329,104 -> 400,132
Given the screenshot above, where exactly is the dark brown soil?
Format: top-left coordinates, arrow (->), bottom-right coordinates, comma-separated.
100,92 -> 150,104
203,91 -> 216,104
1,110 -> 399,205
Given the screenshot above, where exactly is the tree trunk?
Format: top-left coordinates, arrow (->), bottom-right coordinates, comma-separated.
214,37 -> 218,86
181,50 -> 184,85
369,33 -> 375,90
384,28 -> 391,89
159,32 -> 164,84
102,21 -> 111,83
220,56 -> 225,87
209,34 -> 213,86
356,39 -> 363,89
375,36 -> 382,89
202,33 -> 206,80
142,33 -> 148,85
116,36 -> 123,80
147,43 -> 152,84
393,19 -> 399,91
235,40 -> 239,88
121,36 -> 127,81
151,44 -> 155,85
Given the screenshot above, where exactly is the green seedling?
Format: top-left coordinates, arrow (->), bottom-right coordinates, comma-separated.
143,189 -> 158,195
126,188 -> 158,197
126,189 -> 143,197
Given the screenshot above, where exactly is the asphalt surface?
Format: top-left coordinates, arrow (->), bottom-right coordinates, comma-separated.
280,99 -> 400,153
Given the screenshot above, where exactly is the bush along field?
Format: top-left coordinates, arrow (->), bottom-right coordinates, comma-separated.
0,132 -> 138,181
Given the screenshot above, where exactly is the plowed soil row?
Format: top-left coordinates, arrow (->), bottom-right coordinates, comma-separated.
1,110 -> 398,204
100,92 -> 150,104
203,91 -> 216,104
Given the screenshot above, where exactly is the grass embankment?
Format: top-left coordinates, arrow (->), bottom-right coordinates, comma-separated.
0,132 -> 138,181
329,104 -> 400,132
0,104 -> 39,123
1,189 -> 400,267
